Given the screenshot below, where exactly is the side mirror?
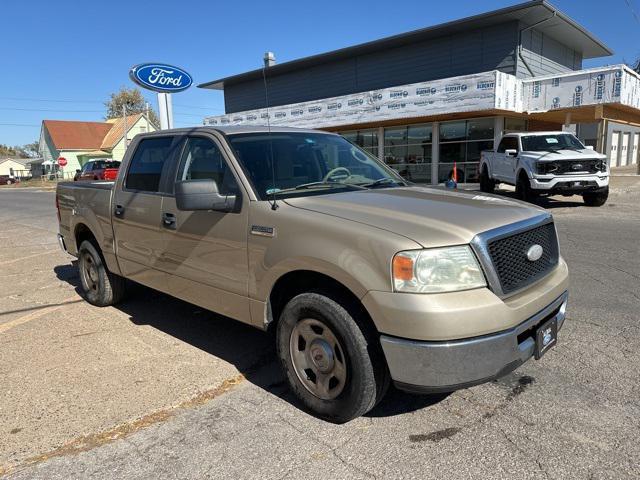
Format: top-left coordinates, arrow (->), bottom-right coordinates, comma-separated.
505,149 -> 517,157
585,145 -> 594,150
175,179 -> 237,212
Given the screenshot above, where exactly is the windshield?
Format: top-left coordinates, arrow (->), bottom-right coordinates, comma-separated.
94,160 -> 120,169
227,132 -> 405,199
521,134 -> 585,152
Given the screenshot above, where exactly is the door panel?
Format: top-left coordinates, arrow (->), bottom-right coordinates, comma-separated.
159,135 -> 251,324
111,135 -> 177,292
632,134 -> 639,165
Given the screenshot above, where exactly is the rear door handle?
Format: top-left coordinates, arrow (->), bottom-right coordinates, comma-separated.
114,204 -> 125,217
162,212 -> 176,229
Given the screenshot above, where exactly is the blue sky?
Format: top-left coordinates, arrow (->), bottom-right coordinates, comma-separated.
2,0 -> 639,146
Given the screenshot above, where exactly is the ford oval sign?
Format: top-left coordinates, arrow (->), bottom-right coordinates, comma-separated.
129,63 -> 192,93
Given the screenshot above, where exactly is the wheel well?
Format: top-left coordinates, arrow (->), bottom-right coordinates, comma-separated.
267,270 -> 376,336
517,168 -> 529,181
75,223 -> 97,250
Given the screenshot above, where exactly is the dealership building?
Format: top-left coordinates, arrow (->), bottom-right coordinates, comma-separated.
201,0 -> 640,184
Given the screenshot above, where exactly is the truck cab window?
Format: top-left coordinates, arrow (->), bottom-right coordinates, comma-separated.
497,137 -> 517,153
125,137 -> 173,192
179,137 -> 238,195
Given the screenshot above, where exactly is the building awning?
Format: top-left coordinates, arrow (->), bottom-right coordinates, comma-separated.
199,1 -> 613,90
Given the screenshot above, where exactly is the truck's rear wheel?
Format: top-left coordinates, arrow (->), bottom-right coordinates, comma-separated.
479,166 -> 495,193
583,187 -> 609,207
276,292 -> 389,423
78,240 -> 126,306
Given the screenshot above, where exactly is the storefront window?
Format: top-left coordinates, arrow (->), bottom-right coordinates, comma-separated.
438,118 -> 494,183
339,129 -> 378,157
384,124 -> 432,183
505,117 -> 527,132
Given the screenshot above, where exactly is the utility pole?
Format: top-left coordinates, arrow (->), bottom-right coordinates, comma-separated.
145,102 -> 150,132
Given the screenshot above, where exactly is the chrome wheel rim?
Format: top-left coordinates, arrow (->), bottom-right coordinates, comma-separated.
289,318 -> 347,400
80,252 -> 99,293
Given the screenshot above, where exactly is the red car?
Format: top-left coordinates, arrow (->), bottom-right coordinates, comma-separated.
0,175 -> 19,185
74,160 -> 121,181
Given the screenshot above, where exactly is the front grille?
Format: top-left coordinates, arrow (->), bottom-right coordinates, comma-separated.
486,223 -> 559,295
537,159 -> 604,175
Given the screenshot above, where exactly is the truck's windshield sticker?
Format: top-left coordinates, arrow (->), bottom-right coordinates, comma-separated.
545,138 -> 559,144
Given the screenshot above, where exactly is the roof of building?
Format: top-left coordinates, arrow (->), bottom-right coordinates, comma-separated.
43,120 -> 113,150
0,157 -> 30,166
199,0 -> 613,90
100,113 -> 144,149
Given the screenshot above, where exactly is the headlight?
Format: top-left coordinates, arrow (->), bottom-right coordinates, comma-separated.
392,246 -> 486,293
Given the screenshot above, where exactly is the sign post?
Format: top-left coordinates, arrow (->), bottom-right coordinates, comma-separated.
57,156 -> 67,179
129,63 -> 192,130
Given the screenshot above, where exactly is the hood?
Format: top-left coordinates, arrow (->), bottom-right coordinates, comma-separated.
522,149 -> 607,161
284,186 -> 547,247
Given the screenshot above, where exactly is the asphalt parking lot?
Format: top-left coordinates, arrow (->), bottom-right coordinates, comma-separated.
1,181 -> 639,480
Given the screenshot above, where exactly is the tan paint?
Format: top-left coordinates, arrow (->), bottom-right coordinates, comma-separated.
57,126 -> 569,344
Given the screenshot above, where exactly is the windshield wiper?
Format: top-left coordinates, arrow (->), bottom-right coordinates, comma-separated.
360,178 -> 407,188
270,181 -> 367,195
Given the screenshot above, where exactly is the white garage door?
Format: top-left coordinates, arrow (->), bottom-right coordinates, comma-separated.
632,134 -> 639,165
621,132 -> 630,166
610,131 -> 620,168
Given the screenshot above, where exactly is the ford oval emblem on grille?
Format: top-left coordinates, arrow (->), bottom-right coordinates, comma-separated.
526,244 -> 544,262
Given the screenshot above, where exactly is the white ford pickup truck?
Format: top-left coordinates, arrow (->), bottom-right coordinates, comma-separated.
479,132 -> 609,206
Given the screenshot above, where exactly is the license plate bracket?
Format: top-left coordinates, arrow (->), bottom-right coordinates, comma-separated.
535,317 -> 558,360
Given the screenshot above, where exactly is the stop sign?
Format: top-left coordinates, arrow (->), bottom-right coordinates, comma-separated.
57,157 -> 67,167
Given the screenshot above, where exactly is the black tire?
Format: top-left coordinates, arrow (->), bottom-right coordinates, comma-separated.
479,165 -> 495,193
516,172 -> 538,203
276,292 -> 389,423
583,187 -> 609,207
77,240 -> 126,306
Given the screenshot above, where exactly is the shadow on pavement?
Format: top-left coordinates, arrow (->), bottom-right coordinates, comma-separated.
493,189 -> 585,209
53,262 -> 446,419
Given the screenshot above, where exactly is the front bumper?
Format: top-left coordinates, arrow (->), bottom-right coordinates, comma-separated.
380,291 -> 568,393
57,233 -> 68,253
530,174 -> 608,192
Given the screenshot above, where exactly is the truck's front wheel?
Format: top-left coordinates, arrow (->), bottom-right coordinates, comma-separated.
516,173 -> 538,203
276,292 -> 389,423
479,166 -> 496,193
583,187 -> 609,207
78,240 -> 126,307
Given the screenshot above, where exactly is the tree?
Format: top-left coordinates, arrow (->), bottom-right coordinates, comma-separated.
22,141 -> 40,158
104,87 -> 159,127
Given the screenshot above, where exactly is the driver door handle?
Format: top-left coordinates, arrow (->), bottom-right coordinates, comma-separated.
114,204 -> 125,217
162,212 -> 176,229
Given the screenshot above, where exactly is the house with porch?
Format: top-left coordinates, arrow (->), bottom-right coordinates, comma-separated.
37,113 -> 156,177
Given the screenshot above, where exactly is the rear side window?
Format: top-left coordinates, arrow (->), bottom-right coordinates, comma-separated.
126,137 -> 173,192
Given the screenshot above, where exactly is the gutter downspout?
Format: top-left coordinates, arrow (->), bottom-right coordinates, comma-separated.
518,11 -> 557,77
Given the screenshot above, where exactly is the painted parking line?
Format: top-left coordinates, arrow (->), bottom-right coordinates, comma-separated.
0,296 -> 81,334
0,250 -> 58,266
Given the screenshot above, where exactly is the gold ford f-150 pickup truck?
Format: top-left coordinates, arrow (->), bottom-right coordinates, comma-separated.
56,126 -> 569,423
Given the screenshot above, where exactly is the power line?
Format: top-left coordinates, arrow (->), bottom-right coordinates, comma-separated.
173,102 -> 224,111
0,96 -> 103,104
0,107 -> 103,113
624,0 -> 640,24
